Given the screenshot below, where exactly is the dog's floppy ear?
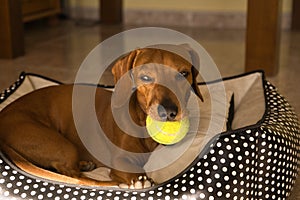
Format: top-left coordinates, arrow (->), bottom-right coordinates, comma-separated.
111,50 -> 140,83
191,66 -> 204,102
111,50 -> 140,108
179,44 -> 204,102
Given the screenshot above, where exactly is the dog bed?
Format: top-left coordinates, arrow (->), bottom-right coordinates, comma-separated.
0,71 -> 299,199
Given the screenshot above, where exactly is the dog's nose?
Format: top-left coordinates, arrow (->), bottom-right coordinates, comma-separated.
157,104 -> 178,121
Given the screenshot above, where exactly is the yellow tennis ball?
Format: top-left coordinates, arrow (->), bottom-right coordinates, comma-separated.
146,116 -> 190,145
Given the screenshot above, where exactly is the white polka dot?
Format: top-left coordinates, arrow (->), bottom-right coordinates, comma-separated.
220,158 -> 226,164
21,193 -> 27,198
6,183 -> 12,188
199,193 -> 205,199
214,173 -> 220,179
213,165 -> 218,170
224,176 -> 230,181
2,171 -> 8,176
232,171 -> 237,176
165,196 -> 171,200
3,191 -> 11,197
57,189 -> 62,194
226,145 -> 232,150
198,184 -> 204,190
182,194 -> 188,199
13,189 -> 19,194
23,185 -> 30,190
50,186 -> 56,191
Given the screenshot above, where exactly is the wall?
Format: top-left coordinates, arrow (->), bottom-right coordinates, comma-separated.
67,0 -> 292,29
67,0 -> 99,20
123,0 -> 292,29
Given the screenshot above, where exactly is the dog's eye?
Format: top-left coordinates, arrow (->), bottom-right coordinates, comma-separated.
176,71 -> 189,80
180,71 -> 189,77
140,75 -> 154,83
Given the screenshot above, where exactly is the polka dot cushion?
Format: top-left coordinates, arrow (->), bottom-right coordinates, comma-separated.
0,71 -> 299,199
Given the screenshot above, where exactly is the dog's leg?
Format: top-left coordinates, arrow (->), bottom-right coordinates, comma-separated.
79,160 -> 97,171
0,121 -> 81,178
1,143 -> 120,187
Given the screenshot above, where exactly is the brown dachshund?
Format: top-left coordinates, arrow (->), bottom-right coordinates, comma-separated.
0,45 -> 203,188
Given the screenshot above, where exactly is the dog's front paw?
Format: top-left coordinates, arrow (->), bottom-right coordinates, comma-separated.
79,161 -> 96,171
119,176 -> 154,189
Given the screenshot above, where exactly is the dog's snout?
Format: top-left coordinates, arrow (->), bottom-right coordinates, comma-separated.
157,104 -> 178,121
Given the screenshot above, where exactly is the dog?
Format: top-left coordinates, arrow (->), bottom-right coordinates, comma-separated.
0,44 -> 203,189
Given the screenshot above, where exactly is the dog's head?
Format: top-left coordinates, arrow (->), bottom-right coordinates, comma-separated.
111,44 -> 203,123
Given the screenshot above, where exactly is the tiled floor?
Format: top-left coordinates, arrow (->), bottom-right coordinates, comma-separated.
0,19 -> 299,198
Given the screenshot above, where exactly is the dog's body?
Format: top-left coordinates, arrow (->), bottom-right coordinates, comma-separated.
0,46 -> 203,188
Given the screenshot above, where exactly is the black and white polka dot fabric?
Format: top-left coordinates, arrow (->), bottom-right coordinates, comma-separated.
0,71 -> 299,199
